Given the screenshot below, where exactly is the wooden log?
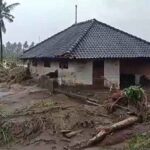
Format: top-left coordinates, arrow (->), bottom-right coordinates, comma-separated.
65,130 -> 83,138
86,130 -> 107,146
88,116 -> 139,147
111,116 -> 139,131
71,116 -> 139,149
61,130 -> 71,134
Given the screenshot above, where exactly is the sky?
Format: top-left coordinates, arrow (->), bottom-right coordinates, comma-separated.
3,0 -> 150,45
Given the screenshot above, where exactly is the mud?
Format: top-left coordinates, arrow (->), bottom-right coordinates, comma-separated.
0,83 -> 149,150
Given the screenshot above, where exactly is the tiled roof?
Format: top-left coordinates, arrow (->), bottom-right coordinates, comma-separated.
21,19 -> 150,59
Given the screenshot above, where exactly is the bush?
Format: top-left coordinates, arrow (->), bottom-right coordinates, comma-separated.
124,86 -> 145,104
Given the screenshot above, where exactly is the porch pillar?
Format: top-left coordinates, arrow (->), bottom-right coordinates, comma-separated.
135,74 -> 141,85
104,59 -> 120,89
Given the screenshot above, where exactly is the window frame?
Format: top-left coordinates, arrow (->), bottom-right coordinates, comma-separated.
59,61 -> 68,69
44,60 -> 51,68
32,60 -> 37,67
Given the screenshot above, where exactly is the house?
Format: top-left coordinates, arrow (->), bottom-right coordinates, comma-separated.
21,19 -> 150,89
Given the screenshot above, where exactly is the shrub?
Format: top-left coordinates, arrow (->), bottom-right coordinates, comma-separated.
124,86 -> 145,104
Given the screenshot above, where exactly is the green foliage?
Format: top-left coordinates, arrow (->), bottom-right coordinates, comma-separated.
0,127 -> 13,145
128,134 -> 150,150
124,86 -> 145,104
4,41 -> 35,61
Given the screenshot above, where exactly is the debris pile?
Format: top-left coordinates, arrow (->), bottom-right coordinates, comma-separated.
0,67 -> 8,83
0,61 -> 31,84
70,86 -> 149,149
106,86 -> 148,118
6,61 -> 17,69
0,99 -> 98,147
0,83 -> 149,149
8,66 -> 31,83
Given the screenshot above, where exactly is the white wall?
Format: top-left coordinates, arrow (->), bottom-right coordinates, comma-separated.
104,59 -> 120,88
30,60 -> 93,86
30,61 -> 59,76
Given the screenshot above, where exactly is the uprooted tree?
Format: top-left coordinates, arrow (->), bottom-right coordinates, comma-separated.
71,86 -> 148,149
106,86 -> 148,118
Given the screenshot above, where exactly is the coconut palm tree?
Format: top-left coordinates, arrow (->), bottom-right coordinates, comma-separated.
0,0 -> 20,63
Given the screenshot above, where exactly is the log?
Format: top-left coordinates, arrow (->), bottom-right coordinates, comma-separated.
61,130 -> 71,134
64,130 -> 83,138
110,116 -> 139,131
89,116 -> 139,147
71,116 -> 139,149
86,130 -> 107,146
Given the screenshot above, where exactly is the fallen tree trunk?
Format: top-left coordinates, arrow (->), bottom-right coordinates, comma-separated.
71,116 -> 139,149
110,116 -> 139,131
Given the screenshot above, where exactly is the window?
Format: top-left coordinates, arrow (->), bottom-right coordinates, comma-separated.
32,60 -> 37,67
44,60 -> 51,67
59,61 -> 68,69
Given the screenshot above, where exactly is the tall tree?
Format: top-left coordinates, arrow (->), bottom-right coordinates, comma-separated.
17,42 -> 22,52
0,0 -> 20,63
16,42 -> 22,58
23,41 -> 29,52
29,42 -> 35,49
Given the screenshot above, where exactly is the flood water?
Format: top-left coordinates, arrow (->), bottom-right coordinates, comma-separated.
0,91 -> 11,99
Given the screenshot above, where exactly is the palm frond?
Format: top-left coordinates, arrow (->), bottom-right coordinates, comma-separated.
2,13 -> 14,22
5,3 -> 20,11
4,15 -> 14,23
0,2 -> 7,11
0,1 -> 19,34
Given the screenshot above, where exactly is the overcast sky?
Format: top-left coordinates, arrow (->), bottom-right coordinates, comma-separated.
3,0 -> 150,44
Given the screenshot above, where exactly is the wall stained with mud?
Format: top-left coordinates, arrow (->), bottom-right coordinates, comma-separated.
104,59 -> 120,88
30,60 -> 93,86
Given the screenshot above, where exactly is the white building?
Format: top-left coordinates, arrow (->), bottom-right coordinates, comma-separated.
21,19 -> 150,89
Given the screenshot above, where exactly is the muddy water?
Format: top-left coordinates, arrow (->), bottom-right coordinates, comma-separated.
0,91 -> 11,98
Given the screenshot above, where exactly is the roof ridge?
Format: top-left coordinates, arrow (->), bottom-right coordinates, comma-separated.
23,23 -> 77,54
23,19 -> 94,55
65,19 -> 95,56
94,19 -> 150,46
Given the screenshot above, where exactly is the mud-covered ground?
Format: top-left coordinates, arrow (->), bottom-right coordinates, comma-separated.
0,83 -> 149,150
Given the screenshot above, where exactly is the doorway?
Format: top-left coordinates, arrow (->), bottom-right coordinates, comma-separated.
93,60 -> 104,88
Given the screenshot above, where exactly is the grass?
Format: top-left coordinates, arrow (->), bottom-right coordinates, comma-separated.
128,134 -> 150,150
0,110 -> 11,118
30,100 -> 56,110
0,127 -> 13,145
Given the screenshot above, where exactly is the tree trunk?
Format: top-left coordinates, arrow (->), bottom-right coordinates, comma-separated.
71,116 -> 139,149
0,27 -> 3,63
87,116 -> 139,147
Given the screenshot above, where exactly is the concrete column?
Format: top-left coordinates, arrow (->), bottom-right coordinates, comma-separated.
104,59 -> 120,89
135,74 -> 141,85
